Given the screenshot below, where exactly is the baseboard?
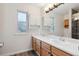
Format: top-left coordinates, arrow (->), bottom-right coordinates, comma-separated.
1,48 -> 32,56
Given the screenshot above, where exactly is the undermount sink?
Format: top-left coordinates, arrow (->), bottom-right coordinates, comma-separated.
50,38 -> 67,45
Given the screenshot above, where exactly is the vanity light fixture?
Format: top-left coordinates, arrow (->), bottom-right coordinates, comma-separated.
74,18 -> 78,21
44,3 -> 64,13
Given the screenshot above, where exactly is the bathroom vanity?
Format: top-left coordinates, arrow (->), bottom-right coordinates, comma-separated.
31,34 -> 78,56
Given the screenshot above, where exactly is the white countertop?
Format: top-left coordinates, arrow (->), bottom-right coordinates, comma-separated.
32,34 -> 79,56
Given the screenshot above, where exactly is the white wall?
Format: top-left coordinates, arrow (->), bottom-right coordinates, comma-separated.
0,3 -> 41,55
64,13 -> 70,37
64,9 -> 72,38
0,4 -> 4,41
0,4 -> 4,55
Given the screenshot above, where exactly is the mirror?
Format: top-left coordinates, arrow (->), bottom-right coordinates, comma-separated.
29,3 -> 79,40
42,12 -> 64,36
42,13 -> 55,33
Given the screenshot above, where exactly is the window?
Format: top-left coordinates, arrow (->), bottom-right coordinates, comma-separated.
18,11 -> 29,32
50,16 -> 55,32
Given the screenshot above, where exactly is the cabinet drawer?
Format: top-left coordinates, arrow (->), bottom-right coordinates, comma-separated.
41,42 -> 50,51
51,46 -> 72,56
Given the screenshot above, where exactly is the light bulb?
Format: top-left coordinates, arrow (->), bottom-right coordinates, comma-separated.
74,17 -> 78,21
44,7 -> 49,11
48,4 -> 54,9
48,4 -> 52,8
54,3 -> 60,6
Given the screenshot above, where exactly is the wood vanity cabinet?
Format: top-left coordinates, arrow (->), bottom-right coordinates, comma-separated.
40,41 -> 51,56
32,36 -> 72,56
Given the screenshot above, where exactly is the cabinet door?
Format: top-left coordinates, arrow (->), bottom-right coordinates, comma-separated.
41,41 -> 51,56
32,37 -> 36,51
41,41 -> 50,52
41,48 -> 51,56
36,39 -> 41,55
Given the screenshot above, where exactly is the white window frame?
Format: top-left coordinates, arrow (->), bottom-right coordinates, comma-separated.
17,10 -> 29,33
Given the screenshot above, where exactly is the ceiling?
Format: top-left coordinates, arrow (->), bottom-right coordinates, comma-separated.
32,3 -> 79,15
50,3 -> 79,15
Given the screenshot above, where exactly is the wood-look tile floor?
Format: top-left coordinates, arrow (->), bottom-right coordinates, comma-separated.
11,50 -> 38,56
